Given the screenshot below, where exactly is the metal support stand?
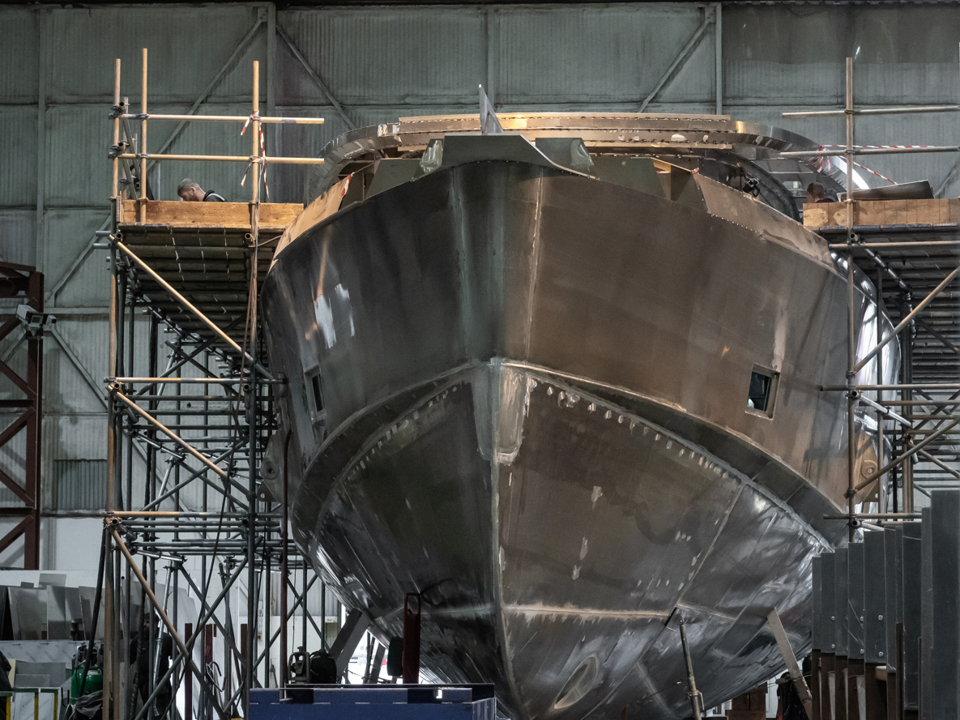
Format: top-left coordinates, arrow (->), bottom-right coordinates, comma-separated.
677,617 -> 703,720
401,595 -> 421,685
767,608 -> 815,720
330,609 -> 372,680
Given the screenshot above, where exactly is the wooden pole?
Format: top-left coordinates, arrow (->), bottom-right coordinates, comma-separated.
112,59 -> 120,200
117,152 -> 324,164
252,61 -> 260,205
845,56 -> 854,228
140,48 -> 148,222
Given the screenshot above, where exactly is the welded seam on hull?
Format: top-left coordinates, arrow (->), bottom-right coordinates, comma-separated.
292,361 -> 478,511
490,171 -> 540,658
453,166 -> 476,361
632,660 -> 675,717
709,514 -> 808,660
523,175 -> 544,358
504,605 -> 670,621
501,359 -> 837,551
303,364 -> 479,520
487,361 -> 525,716
670,484 -> 744,612
577,487 -> 745,718
303,358 -> 832,586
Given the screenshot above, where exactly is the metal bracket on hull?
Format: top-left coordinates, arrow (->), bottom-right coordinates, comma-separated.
678,617 -> 704,720
766,608 -> 814,719
329,608 -> 372,679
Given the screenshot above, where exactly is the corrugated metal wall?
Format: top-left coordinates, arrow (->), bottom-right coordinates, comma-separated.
0,0 -> 958,563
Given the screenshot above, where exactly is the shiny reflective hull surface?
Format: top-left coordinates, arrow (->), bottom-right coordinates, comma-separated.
262,161 -> 860,719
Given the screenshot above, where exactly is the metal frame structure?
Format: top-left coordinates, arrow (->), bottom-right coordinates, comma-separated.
784,52 -> 960,532
0,263 -> 45,569
95,50 -> 349,720
784,52 -> 960,720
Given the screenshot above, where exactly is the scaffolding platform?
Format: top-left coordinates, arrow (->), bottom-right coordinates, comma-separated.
803,197 -> 960,229
805,198 -> 960,494
805,201 -> 960,385
116,199 -> 302,350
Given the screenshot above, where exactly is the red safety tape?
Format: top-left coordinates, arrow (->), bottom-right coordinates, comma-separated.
853,161 -> 897,185
239,112 -> 270,200
809,147 -> 898,185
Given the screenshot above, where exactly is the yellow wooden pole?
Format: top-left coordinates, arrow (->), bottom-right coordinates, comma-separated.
139,48 -> 148,222
112,59 -> 120,200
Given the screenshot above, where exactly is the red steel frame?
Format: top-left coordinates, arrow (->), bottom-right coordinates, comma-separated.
0,263 -> 44,569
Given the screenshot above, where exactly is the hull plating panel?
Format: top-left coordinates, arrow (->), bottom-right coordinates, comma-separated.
261,157 -> 874,718
300,365 -> 820,718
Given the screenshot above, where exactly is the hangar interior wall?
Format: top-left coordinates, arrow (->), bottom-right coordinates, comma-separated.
0,0 -> 958,568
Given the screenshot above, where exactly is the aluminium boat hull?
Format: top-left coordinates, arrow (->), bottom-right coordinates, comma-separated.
262,155 -> 881,718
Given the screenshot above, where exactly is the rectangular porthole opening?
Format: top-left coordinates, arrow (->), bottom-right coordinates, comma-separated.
746,365 -> 779,419
306,369 -> 324,420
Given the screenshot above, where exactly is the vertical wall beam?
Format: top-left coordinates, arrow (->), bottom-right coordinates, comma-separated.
876,269 -> 885,512
36,10 -> 48,280
246,366 -> 258,713
140,48 -> 148,221
714,3 -> 722,115
639,9 -> 711,113
24,272 -> 43,569
266,5 -> 276,118
27,6 -> 48,570
485,7 -> 498,107
902,297 -> 915,513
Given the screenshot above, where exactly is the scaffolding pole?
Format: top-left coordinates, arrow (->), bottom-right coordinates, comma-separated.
101,49 -> 341,720
788,50 -> 960,535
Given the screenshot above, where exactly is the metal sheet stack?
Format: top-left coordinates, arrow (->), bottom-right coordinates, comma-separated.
811,490 -> 960,720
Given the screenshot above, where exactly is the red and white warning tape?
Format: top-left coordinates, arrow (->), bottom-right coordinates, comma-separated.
239,112 -> 270,200
814,146 -> 898,185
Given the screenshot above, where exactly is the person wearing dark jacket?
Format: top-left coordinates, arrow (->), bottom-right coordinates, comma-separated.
129,615 -> 173,718
776,673 -> 808,720
805,182 -> 833,204
177,178 -> 226,202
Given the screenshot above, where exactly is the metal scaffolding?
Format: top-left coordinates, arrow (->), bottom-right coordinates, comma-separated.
785,52 -> 960,720
785,52 -> 960,530
96,49 -> 342,720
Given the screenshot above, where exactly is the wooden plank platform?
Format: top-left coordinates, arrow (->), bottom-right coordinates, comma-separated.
119,200 -> 302,229
803,198 -> 960,229
807,198 -> 960,386
117,200 -> 303,354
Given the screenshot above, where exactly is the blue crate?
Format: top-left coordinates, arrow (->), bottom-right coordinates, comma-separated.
249,685 -> 497,720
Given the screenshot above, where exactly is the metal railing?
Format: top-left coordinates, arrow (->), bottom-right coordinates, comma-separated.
0,688 -> 60,720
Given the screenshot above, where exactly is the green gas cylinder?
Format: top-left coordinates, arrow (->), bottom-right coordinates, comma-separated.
70,644 -> 103,704
70,665 -> 103,703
